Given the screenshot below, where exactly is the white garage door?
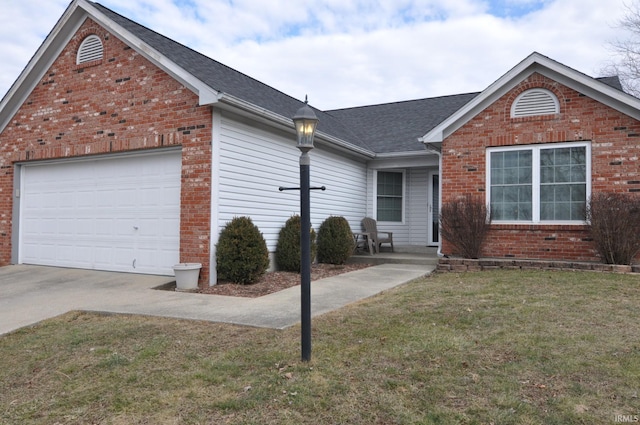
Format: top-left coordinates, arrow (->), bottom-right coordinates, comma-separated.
19,150 -> 181,275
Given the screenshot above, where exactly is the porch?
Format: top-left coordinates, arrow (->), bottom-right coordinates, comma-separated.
349,245 -> 439,266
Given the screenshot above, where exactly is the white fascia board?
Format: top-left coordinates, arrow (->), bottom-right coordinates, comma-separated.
420,51 -> 640,143
0,0 -> 219,134
419,72 -> 522,143
216,93 -> 376,159
374,150 -> 433,159
80,0 -> 220,106
315,132 -> 376,159
0,1 -> 85,133
536,65 -> 640,121
420,52 -> 543,144
368,150 -> 439,169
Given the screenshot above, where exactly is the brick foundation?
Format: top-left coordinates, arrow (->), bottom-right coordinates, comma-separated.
437,257 -> 639,274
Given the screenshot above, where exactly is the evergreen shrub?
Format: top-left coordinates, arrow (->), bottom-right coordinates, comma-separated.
216,216 -> 269,284
276,215 -> 317,272
317,216 -> 355,265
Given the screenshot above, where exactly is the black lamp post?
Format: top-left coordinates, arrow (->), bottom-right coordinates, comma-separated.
292,98 -> 318,362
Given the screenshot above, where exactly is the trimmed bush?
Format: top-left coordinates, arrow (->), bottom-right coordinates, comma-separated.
216,216 -> 269,284
317,216 -> 355,265
586,193 -> 640,265
276,215 -> 317,272
440,194 -> 490,259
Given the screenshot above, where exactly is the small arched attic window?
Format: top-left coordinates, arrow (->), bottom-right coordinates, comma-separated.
511,88 -> 559,118
76,34 -> 104,65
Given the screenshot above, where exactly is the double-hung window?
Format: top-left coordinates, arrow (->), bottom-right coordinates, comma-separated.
376,171 -> 404,222
487,142 -> 590,223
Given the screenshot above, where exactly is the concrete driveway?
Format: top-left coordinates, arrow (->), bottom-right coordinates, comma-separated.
0,265 -> 176,335
0,263 -> 435,336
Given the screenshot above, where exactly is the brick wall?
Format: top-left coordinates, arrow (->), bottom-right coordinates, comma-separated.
0,19 -> 213,283
441,73 -> 640,262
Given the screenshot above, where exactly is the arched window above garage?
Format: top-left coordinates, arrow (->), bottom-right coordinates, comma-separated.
76,35 -> 103,65
511,88 -> 559,118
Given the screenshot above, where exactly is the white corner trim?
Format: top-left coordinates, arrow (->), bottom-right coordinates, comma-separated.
209,110 -> 222,286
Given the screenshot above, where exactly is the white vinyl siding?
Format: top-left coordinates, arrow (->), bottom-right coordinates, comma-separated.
217,117 -> 367,251
407,168 -> 429,245
367,167 -> 431,247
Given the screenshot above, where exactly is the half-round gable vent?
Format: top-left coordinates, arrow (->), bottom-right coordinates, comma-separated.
76,35 -> 103,64
511,88 -> 559,118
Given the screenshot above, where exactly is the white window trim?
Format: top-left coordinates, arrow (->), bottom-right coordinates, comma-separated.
510,88 -> 560,118
374,169 -> 406,224
486,141 -> 591,225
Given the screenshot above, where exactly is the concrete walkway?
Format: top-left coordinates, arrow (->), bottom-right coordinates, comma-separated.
0,263 -> 434,335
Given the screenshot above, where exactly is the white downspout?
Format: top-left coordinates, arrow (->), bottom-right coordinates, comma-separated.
209,109 -> 222,285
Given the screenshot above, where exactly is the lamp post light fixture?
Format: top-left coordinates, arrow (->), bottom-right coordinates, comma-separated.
292,98 -> 318,362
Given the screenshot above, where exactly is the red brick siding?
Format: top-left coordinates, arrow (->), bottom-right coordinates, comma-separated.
441,73 -> 640,262
0,19 -> 213,283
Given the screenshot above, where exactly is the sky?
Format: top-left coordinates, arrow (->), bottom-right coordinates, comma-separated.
0,0 -> 635,110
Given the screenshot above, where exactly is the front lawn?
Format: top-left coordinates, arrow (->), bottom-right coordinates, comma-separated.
1,270 -> 638,424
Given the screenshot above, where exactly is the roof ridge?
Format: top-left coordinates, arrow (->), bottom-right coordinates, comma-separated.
325,91 -> 481,113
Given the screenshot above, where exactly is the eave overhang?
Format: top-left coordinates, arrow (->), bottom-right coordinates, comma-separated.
0,0 -> 219,134
419,52 -> 640,144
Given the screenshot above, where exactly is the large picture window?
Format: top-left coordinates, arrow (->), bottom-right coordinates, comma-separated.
487,142 -> 590,223
376,171 -> 404,222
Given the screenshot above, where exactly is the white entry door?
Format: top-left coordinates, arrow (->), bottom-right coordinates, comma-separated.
19,150 -> 181,275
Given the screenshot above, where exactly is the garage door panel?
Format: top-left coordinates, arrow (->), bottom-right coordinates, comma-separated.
77,192 -> 96,208
136,247 -> 179,273
76,219 -> 95,236
61,244 -> 92,264
20,151 -> 181,275
95,218 -> 115,235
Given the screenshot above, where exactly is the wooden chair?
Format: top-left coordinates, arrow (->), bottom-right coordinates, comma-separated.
361,217 -> 394,253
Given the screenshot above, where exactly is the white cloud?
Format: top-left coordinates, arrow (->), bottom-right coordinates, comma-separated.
0,0 -> 632,110
0,0 -> 69,97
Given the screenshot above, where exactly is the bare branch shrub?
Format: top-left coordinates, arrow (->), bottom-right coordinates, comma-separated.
601,1 -> 640,96
440,195 -> 490,259
586,193 -> 640,265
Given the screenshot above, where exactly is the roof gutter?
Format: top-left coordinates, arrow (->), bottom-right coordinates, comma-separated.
216,93 -> 376,159
81,0 -> 221,107
373,150 -> 435,159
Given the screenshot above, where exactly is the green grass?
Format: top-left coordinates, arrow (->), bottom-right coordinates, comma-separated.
1,270 -> 639,424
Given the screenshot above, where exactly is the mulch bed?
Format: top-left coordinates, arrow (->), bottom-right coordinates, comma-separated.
198,263 -> 372,298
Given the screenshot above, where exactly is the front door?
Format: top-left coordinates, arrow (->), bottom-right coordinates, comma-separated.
428,171 -> 440,246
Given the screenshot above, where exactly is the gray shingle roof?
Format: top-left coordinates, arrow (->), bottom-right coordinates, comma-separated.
90,3 -> 623,156
92,2 -> 372,152
326,94 -> 478,153
596,76 -> 624,91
